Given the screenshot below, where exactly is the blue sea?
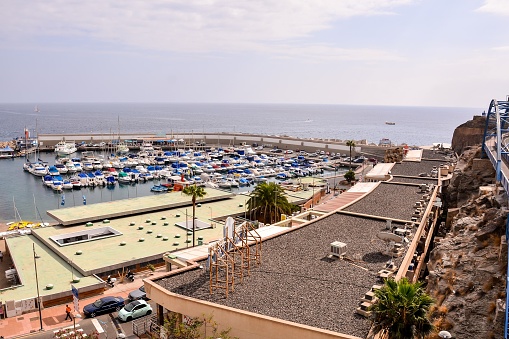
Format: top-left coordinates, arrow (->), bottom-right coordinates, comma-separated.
0,103 -> 482,223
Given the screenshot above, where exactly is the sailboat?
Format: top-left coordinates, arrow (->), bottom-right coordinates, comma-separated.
115,115 -> 130,154
6,197 -> 48,231
34,105 -> 40,113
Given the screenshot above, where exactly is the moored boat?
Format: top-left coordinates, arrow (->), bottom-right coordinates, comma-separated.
54,140 -> 77,156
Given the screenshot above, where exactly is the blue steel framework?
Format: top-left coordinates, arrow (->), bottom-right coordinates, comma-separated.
481,98 -> 509,338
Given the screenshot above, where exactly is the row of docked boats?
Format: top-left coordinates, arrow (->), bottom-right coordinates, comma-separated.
23,147 -> 343,192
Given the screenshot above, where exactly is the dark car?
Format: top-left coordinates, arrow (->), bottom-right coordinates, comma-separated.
128,285 -> 147,301
83,296 -> 125,318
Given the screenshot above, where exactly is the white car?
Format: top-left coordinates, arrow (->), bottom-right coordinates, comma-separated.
117,299 -> 153,322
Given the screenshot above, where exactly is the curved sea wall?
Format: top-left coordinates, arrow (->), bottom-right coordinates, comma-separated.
37,132 -> 365,153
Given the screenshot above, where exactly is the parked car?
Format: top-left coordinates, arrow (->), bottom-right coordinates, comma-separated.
83,296 -> 125,318
128,285 -> 147,301
117,300 -> 153,322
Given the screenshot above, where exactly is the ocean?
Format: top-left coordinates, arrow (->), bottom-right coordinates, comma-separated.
0,102 -> 482,223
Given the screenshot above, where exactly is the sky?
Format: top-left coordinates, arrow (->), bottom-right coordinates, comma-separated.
1,0 -> 508,107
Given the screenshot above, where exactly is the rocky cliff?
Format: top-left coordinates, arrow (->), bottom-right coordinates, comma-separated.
450,115 -> 487,155
426,144 -> 506,338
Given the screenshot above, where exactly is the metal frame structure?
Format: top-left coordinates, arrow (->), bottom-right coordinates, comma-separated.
481,98 -> 509,338
208,221 -> 262,297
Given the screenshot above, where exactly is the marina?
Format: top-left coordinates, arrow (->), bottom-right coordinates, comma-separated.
0,107 -> 468,339
1,136 -> 359,224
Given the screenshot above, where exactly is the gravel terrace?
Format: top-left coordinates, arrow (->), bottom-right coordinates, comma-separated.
155,180 -> 428,338
156,213 -> 405,338
390,160 -> 442,177
391,176 -> 439,185
421,149 -> 455,160
344,182 -> 421,221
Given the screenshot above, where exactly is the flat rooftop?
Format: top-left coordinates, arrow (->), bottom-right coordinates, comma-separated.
4,235 -> 99,302
390,159 -> 444,177
46,188 -> 235,226
154,177 -> 428,338
343,182 -> 422,220
0,187 -> 313,305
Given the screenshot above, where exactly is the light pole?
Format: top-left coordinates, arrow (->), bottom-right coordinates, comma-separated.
185,209 -> 189,248
333,164 -> 337,194
311,177 -> 315,209
33,243 -> 43,331
73,313 -> 82,335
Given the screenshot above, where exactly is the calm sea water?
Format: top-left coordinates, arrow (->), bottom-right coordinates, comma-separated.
0,103 -> 481,222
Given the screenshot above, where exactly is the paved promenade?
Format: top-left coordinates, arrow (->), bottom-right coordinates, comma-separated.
0,267 -> 170,339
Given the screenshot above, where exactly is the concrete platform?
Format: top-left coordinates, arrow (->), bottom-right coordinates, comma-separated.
47,188 -> 234,226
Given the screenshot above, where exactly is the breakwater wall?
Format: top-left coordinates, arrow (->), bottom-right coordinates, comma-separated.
37,132 -> 367,153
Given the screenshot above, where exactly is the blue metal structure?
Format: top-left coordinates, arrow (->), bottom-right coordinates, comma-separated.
481,98 -> 509,338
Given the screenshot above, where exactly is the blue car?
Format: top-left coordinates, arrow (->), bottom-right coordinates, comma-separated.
83,296 -> 125,318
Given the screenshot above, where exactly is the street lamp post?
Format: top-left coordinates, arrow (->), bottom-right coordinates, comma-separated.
73,313 -> 82,335
311,177 -> 315,209
185,209 -> 189,248
33,243 -> 43,331
333,164 -> 337,194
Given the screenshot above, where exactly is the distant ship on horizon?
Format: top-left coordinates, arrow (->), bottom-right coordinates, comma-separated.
385,121 -> 395,125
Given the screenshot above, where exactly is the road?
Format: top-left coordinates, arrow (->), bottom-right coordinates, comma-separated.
21,300 -> 155,339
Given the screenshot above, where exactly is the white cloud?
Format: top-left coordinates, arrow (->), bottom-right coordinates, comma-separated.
264,43 -> 404,62
0,0 -> 412,60
477,0 -> 509,15
492,46 -> 509,51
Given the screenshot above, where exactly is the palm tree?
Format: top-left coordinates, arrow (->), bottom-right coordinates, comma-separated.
247,182 -> 293,224
182,185 -> 207,247
370,278 -> 434,339
346,140 -> 355,168
344,169 -> 356,184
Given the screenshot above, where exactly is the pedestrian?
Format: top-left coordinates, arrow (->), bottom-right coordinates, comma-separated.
65,304 -> 72,321
0,250 -> 3,262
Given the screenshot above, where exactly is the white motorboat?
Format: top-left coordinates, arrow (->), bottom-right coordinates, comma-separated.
54,140 -> 77,156
62,180 -> 74,190
116,142 -> 130,155
50,178 -> 64,191
92,160 -> 103,170
65,162 -> 77,173
55,163 -> 68,174
30,164 -> 48,176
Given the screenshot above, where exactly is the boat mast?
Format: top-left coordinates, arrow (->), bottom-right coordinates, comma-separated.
13,197 -> 23,223
34,117 -> 38,162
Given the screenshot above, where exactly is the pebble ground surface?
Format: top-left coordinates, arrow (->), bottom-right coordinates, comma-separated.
155,155 -> 452,338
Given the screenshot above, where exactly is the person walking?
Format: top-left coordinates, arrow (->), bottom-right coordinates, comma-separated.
64,305 -> 72,321
0,250 -> 3,262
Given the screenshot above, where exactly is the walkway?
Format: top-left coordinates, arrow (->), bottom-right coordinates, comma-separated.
313,182 -> 378,213
0,266 -> 170,339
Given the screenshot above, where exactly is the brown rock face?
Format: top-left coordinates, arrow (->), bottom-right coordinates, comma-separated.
451,115 -> 487,155
445,146 -> 495,209
427,143 -> 505,339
